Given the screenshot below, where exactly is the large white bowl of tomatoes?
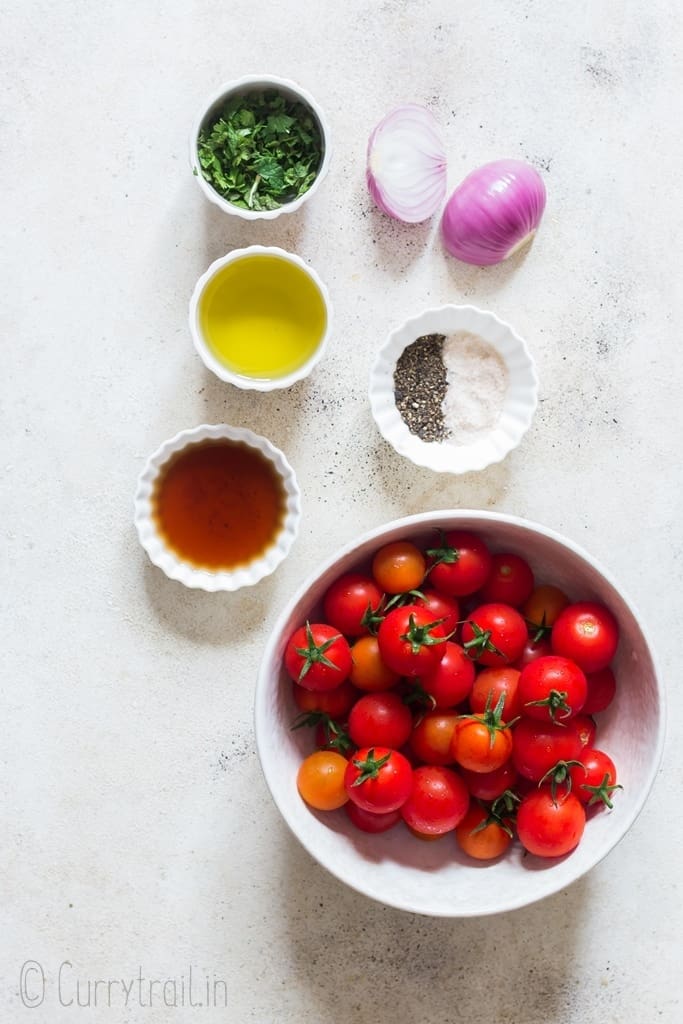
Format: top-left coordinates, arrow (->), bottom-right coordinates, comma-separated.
255,510 -> 664,917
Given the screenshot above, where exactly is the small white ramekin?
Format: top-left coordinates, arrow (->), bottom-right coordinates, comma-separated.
133,423 -> 301,592
188,245 -> 332,391
369,304 -> 539,474
190,74 -> 332,220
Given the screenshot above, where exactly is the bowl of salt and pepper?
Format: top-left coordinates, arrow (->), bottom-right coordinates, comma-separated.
369,304 -> 538,474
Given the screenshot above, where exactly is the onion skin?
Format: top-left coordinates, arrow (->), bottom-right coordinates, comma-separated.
441,160 -> 546,266
366,104 -> 447,224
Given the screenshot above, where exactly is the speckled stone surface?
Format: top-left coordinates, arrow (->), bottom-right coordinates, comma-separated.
2,1 -> 682,1021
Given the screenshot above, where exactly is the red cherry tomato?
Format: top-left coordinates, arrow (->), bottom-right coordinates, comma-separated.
400,766 -> 470,835
551,601 -> 619,673
517,655 -> 588,722
468,667 -> 522,720
344,802 -> 402,833
516,787 -> 586,857
569,748 -> 620,807
377,604 -> 447,678
348,692 -> 413,750
477,553 -> 535,607
570,714 -> 597,750
582,667 -> 617,715
459,760 -> 518,801
512,717 -> 583,782
426,530 -> 493,597
344,747 -> 413,813
409,711 -> 459,766
285,622 -> 352,691
414,589 -> 461,637
419,641 -> 476,709
514,635 -> 553,669
323,572 -> 384,637
461,603 -> 527,667
292,678 -> 358,718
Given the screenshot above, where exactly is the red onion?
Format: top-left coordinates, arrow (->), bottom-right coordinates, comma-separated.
366,105 -> 447,224
441,160 -> 546,266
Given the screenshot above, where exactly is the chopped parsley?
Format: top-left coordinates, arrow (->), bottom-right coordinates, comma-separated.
196,90 -> 324,211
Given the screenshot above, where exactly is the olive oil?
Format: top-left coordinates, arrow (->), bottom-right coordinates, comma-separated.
198,254 -> 327,379
153,439 -> 286,571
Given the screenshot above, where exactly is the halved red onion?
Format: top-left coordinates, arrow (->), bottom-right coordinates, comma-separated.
366,105 -> 447,224
441,160 -> 547,266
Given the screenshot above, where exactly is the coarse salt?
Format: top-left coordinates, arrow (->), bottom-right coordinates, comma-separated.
441,332 -> 508,445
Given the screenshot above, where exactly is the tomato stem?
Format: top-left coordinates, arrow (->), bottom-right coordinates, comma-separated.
294,621 -> 344,682
399,612 -> 448,654
350,748 -> 391,785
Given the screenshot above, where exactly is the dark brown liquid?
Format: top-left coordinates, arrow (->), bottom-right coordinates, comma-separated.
152,439 -> 286,570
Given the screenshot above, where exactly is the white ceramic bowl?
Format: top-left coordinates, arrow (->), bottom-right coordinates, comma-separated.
190,74 -> 331,220
369,305 -> 538,473
189,245 -> 332,392
134,423 -> 301,592
255,510 -> 664,917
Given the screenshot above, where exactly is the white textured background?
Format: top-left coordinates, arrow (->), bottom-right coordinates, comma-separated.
2,1 -> 682,1021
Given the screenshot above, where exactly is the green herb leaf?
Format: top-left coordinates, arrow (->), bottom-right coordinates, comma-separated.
196,90 -> 323,209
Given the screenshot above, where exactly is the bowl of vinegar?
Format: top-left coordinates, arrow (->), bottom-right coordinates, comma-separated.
189,245 -> 332,391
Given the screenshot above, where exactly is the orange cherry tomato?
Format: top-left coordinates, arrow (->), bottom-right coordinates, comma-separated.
523,585 -> 570,632
372,541 -> 426,594
297,751 -> 349,811
455,804 -> 513,860
451,718 -> 513,773
349,635 -> 400,692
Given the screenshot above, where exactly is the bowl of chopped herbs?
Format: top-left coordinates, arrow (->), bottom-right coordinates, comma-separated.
191,74 -> 331,219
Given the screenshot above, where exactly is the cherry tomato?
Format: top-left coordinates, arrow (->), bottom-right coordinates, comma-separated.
582,667 -> 617,715
512,717 -> 583,781
409,711 -> 459,765
377,604 -> 447,677
517,655 -> 587,722
551,601 -> 619,673
522,584 -> 570,633
297,751 -> 349,811
451,717 -> 513,773
461,603 -> 528,667
285,622 -> 352,691
323,572 -> 384,636
570,714 -> 597,750
426,530 -> 493,597
349,635 -> 400,692
419,641 -> 476,709
344,747 -> 413,813
455,804 -> 513,860
372,541 -> 426,594
459,760 -> 518,801
569,749 -> 620,807
344,802 -> 402,833
292,678 -> 358,718
477,553 -> 535,607
348,692 -> 413,750
516,787 -> 586,857
468,667 -> 522,720
514,635 -> 553,669
400,766 -> 470,835
414,589 -> 461,638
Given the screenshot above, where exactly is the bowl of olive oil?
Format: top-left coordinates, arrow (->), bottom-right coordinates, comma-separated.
189,246 -> 331,390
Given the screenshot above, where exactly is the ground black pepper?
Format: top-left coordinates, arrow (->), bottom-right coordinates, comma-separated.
393,334 -> 448,442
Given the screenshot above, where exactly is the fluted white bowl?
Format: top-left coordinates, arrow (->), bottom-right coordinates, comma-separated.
369,305 -> 538,473
134,424 -> 300,592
